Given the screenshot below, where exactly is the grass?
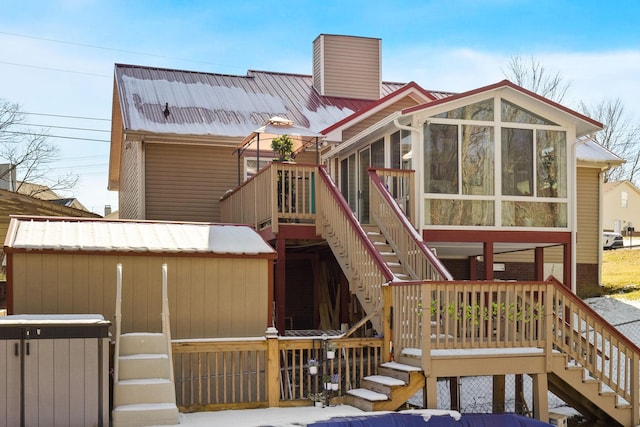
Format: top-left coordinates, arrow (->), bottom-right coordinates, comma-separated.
601,247 -> 640,299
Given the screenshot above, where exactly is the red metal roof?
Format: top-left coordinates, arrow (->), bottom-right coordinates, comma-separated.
114,64 -> 420,138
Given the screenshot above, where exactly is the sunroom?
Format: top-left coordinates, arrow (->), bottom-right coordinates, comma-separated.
325,80 -> 603,290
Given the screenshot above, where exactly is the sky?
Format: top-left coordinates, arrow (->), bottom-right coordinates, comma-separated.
1,0 -> 640,215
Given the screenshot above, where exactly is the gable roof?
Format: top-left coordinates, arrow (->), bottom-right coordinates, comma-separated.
5,216 -> 276,256
604,180 -> 640,196
403,80 -> 604,136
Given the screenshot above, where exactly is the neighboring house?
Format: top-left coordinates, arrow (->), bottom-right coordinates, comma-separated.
603,180 -> 640,235
17,181 -> 89,212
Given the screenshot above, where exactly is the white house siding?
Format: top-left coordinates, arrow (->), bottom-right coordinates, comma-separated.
603,180 -> 640,233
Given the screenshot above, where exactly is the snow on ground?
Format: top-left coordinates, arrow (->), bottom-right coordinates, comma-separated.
153,295 -> 640,426
156,407 -> 461,427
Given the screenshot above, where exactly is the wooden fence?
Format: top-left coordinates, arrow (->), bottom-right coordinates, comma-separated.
171,333 -> 383,412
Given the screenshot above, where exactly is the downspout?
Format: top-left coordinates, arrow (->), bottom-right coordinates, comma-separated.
597,162 -> 612,288
571,135 -> 593,294
393,118 -> 423,235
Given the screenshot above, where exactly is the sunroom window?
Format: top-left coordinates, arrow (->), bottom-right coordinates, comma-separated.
422,97 -> 568,228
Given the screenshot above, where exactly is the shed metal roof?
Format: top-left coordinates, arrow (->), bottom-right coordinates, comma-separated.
5,216 -> 276,256
114,65 -> 412,138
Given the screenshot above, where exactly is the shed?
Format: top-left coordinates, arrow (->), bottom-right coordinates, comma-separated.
4,216 -> 277,339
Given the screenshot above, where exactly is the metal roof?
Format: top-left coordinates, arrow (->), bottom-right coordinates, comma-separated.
114,65 -> 410,138
576,138 -> 625,164
5,217 -> 276,256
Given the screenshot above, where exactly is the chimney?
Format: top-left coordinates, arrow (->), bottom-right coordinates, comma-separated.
312,34 -> 382,100
104,205 -> 112,216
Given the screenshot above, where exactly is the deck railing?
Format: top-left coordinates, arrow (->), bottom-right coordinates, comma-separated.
171,334 -> 383,411
220,163 -> 318,233
549,278 -> 640,414
369,168 -> 453,282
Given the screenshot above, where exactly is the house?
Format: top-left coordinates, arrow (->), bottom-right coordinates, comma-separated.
82,34 -> 640,424
603,180 -> 640,235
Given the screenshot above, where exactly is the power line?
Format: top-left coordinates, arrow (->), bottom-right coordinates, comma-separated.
23,112 -> 110,121
27,123 -> 110,133
0,30 -> 240,70
0,130 -> 109,143
0,60 -> 110,77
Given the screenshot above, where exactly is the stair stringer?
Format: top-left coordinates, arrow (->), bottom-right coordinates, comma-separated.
549,352 -> 631,427
345,362 -> 425,412
319,219 -> 384,334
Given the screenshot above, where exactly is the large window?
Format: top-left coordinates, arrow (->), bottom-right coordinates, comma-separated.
423,97 -> 568,228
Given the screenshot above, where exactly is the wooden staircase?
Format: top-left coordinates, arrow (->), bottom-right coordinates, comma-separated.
362,224 -> 411,281
549,352 -> 632,426
111,264 -> 179,427
346,361 -> 425,412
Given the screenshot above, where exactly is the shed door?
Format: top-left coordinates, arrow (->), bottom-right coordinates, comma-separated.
0,339 -> 21,426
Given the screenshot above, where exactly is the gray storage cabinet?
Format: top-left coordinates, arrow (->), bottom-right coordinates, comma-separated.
0,315 -> 111,427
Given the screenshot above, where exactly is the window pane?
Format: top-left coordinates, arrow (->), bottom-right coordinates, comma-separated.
501,99 -> 558,125
536,130 -> 566,198
432,99 -> 494,121
371,138 -> 385,168
401,129 -> 412,170
426,199 -> 495,226
462,125 -> 494,195
502,128 -> 533,196
502,201 -> 567,227
425,124 -> 458,194
391,131 -> 400,169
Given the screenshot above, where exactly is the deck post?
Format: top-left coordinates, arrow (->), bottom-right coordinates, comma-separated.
382,285 -> 392,363
266,327 -> 280,407
492,375 -> 505,413
532,373 -> 549,422
425,375 -> 438,409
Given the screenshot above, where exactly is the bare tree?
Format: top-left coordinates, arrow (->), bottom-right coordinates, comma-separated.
0,99 -> 78,196
503,55 -> 571,103
580,99 -> 640,184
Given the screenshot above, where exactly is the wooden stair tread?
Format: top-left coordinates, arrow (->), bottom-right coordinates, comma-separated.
380,361 -> 422,372
363,375 -> 405,386
112,402 -> 178,412
347,388 -> 388,401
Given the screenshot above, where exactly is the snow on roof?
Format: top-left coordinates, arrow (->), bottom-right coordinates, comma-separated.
6,217 -> 276,256
115,65 -> 410,138
577,138 -> 625,164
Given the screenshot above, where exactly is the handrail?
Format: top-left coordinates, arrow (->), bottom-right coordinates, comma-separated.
161,263 -> 174,382
113,263 -> 122,383
549,277 -> 640,415
316,166 -> 395,283
368,168 -> 453,281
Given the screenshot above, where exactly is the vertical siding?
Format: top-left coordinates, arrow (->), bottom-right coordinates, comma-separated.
145,143 -> 237,222
11,253 -> 270,339
119,140 -> 143,219
313,35 -> 381,100
576,167 -> 600,264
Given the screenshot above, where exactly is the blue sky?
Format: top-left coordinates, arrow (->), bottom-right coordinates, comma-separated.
1,0 -> 639,214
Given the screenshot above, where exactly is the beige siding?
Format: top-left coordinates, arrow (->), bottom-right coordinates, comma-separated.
576,167 -> 600,264
11,253 -> 270,339
145,143 -> 237,222
342,96 -> 420,142
313,35 -> 381,100
118,139 -> 143,219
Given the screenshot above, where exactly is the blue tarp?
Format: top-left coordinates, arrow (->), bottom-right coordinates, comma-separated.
308,413 -> 552,427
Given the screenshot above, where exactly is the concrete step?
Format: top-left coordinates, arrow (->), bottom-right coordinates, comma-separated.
111,402 -> 179,427
118,353 -> 171,380
120,333 -> 168,355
